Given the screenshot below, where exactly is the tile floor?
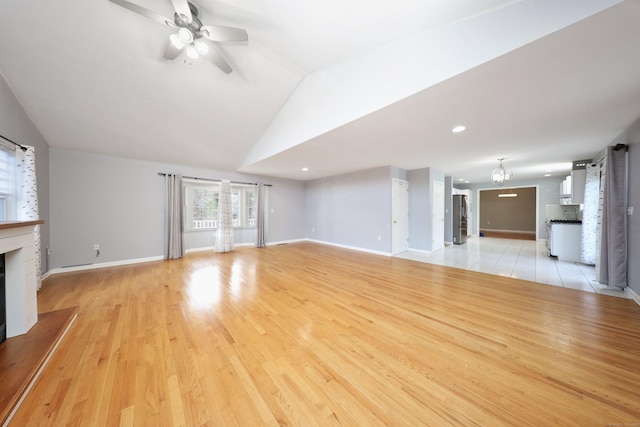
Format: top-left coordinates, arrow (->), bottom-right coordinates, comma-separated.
395,237 -> 629,298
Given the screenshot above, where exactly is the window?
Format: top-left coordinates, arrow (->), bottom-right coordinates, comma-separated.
0,144 -> 16,221
0,197 -> 6,221
183,180 -> 257,230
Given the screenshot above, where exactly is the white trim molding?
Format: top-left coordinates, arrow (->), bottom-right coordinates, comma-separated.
407,247 -> 432,255
627,287 -> 640,307
47,255 -> 164,276
306,239 -> 391,257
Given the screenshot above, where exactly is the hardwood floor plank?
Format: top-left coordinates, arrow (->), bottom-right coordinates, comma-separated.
0,306 -> 77,425
6,243 -> 640,426
119,404 -> 134,427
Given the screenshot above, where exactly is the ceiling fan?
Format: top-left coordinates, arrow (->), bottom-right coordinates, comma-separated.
109,0 -> 248,74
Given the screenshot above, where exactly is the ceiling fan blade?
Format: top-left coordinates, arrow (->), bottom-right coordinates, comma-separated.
163,39 -> 183,60
199,25 -> 248,42
207,48 -> 233,74
108,0 -> 173,26
170,0 -> 193,22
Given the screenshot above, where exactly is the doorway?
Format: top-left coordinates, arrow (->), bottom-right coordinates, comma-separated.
392,179 -> 409,254
478,186 -> 537,240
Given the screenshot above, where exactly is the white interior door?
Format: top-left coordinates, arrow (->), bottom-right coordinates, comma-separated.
432,180 -> 445,251
392,179 -> 409,254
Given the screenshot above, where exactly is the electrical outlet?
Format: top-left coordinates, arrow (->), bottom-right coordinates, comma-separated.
629,206 -> 634,215
93,244 -> 99,251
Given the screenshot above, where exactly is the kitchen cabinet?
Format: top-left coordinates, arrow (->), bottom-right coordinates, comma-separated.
571,169 -> 586,204
560,175 -> 572,203
559,170 -> 587,204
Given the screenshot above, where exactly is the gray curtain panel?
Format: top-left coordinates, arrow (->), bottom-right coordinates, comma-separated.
164,174 -> 184,259
256,183 -> 266,248
598,146 -> 628,288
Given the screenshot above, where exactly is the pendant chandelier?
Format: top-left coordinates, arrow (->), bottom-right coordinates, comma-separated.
490,158 -> 512,186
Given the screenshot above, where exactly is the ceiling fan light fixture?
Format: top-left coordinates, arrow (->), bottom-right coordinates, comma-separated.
169,33 -> 185,49
194,39 -> 209,55
186,44 -> 199,59
490,158 -> 513,186
178,27 -> 194,44
109,0 -> 247,73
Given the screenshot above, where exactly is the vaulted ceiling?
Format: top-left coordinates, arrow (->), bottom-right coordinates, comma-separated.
1,0 -> 639,183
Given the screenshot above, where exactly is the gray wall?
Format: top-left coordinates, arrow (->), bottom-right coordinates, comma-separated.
457,177 -> 564,239
444,176 -> 453,243
49,149 -> 305,269
305,166 -> 393,253
408,168 -> 429,250
408,167 -> 445,251
390,166 -> 408,181
0,75 -> 50,272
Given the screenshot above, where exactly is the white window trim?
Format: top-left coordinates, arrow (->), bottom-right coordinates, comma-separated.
183,179 -> 257,232
0,144 -> 16,221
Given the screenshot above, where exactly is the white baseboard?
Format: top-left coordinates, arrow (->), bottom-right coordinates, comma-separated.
407,247 -> 431,255
627,287 -> 640,307
187,240 -> 308,250
185,242 -> 255,254
47,255 -> 164,276
306,239 -> 391,257
186,246 -> 215,253
44,240 -> 306,277
267,238 -> 306,246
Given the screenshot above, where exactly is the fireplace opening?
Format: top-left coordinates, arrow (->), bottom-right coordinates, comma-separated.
0,253 -> 5,343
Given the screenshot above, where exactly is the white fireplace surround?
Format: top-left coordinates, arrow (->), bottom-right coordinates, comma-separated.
1,221 -> 41,338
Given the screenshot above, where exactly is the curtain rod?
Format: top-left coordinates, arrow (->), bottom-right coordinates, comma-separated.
157,172 -> 272,187
0,133 -> 28,151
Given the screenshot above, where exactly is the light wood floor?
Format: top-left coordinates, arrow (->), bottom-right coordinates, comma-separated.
0,307 -> 77,424
10,242 -> 640,426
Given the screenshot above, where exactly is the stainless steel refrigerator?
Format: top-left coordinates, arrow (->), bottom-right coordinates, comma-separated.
453,194 -> 468,245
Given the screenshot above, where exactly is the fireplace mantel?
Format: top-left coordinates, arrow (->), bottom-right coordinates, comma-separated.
0,220 -> 43,338
0,220 -> 44,231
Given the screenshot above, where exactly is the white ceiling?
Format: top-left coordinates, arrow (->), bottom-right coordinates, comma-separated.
1,0 -> 639,184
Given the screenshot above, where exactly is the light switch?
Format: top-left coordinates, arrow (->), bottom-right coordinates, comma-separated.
628,206 -> 634,215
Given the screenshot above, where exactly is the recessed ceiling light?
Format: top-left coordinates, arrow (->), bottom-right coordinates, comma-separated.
544,173 -> 551,177
452,125 -> 466,133
458,178 -> 465,181
302,167 -> 309,172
